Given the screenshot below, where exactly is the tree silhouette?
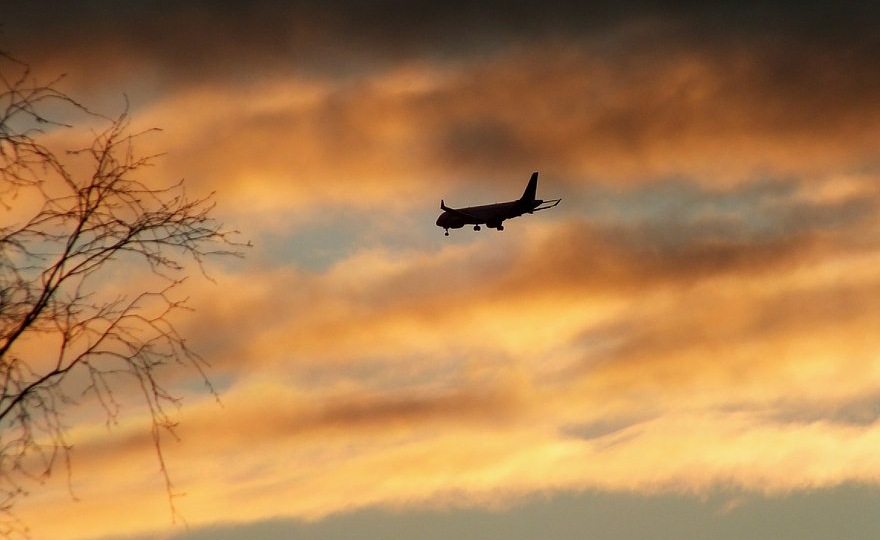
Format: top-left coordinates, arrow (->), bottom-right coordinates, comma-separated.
0,52 -> 241,534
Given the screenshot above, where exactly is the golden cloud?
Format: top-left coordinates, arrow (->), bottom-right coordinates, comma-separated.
63,33 -> 876,222
8,6 -> 880,538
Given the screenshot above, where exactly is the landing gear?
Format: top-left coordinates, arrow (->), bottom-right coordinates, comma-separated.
474,225 -> 481,231
444,229 -> 449,236
498,225 -> 504,231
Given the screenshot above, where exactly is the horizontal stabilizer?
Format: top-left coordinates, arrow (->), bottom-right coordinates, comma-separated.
533,198 -> 561,211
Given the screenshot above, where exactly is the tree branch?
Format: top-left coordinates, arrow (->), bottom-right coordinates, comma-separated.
0,52 -> 245,529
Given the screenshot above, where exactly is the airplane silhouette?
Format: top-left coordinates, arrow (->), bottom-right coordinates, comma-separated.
436,172 -> 561,236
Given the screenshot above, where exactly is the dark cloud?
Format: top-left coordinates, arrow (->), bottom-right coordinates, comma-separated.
6,1 -> 879,192
308,389 -> 522,432
121,38 -> 880,215
176,172 -> 879,384
496,176 -> 875,296
562,414 -> 653,447
577,275 -> 880,368
3,1 -> 629,87
429,37 -> 880,182
207,387 -> 524,445
766,393 -> 880,427
4,1 -> 879,89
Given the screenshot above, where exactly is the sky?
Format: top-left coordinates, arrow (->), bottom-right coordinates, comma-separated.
3,1 -> 880,538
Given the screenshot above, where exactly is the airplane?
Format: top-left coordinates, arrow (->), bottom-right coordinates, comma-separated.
436,172 -> 561,236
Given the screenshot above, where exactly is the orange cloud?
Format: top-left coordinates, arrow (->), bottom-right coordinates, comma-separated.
11,157 -> 880,538
70,32 -> 876,223
7,4 -> 880,538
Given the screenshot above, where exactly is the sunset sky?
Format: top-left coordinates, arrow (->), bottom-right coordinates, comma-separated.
4,1 -> 880,538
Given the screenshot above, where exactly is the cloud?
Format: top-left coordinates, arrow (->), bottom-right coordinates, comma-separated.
14,243 -> 880,540
7,2 -> 879,79
7,3 -> 880,538
111,46 -> 878,224
20,342 -> 880,539
10,2 -> 880,212
9,142 -> 880,538
163,170 -> 879,384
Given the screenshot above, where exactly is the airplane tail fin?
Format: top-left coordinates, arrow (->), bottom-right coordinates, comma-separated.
520,172 -> 539,202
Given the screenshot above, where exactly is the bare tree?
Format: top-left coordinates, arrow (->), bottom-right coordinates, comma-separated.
0,52 -> 241,535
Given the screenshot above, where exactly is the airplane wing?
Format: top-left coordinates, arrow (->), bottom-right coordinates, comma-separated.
440,200 -> 481,220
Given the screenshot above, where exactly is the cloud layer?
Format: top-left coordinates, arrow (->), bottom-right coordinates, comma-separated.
4,2 -> 880,539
